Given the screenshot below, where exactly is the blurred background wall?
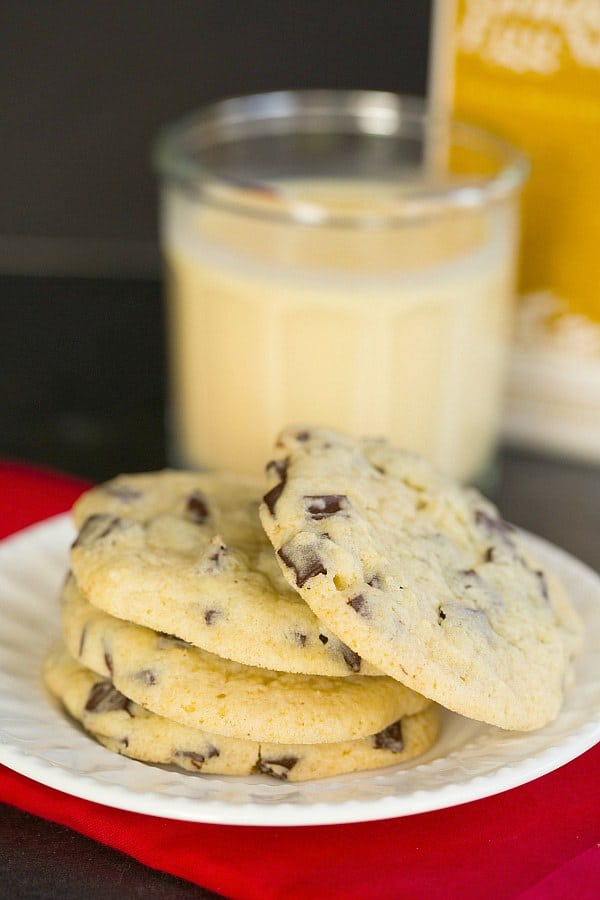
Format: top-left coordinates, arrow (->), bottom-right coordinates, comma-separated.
0,0 -> 431,479
1,0 -> 430,277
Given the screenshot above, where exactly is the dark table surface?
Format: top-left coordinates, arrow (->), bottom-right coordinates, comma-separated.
1,277 -> 598,899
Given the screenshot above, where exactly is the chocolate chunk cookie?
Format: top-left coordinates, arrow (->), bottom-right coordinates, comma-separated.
44,644 -> 439,782
259,427 -> 583,731
61,576 -> 430,744
70,469 -> 380,676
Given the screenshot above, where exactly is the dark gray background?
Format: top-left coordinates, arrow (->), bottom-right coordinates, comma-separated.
1,1 -> 431,479
1,0 -> 431,276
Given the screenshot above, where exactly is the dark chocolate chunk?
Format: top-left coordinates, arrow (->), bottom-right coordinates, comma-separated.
461,569 -> 483,590
278,545 -> 327,588
186,491 -> 210,524
255,755 -> 299,780
120,737 -> 129,748
101,516 -> 125,538
136,669 -> 157,685
304,494 -> 349,520
366,574 -> 383,589
176,751 -> 206,770
474,509 -> 515,546
318,634 -> 329,645
347,594 -> 370,617
198,541 -> 229,574
72,514 -> 123,548
535,569 -> 550,602
263,481 -> 285,516
484,546 -> 495,563
294,631 -> 307,647
266,457 -> 289,481
85,681 -> 130,713
209,543 -> 228,566
102,483 -> 142,502
204,608 -> 221,626
438,607 -> 447,622
372,718 -> 404,752
340,642 -> 362,672
175,746 -> 220,770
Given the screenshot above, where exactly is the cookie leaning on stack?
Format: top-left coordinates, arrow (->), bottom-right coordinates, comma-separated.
259,427 -> 583,732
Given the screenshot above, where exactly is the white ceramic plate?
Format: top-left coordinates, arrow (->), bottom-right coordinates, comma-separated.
0,515 -> 598,827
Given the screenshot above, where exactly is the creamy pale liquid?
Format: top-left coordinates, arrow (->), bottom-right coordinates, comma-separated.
163,181 -> 517,481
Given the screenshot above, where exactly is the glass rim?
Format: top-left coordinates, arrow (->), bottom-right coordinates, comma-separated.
152,89 -> 529,227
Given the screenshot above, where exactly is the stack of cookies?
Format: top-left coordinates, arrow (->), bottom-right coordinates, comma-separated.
44,427 -> 582,782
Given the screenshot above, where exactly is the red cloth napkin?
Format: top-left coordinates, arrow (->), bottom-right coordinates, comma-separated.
0,460 -> 598,900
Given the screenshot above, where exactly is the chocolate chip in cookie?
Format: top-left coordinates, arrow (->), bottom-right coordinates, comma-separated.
372,719 -> 404,752
263,481 -> 286,515
278,543 -> 327,588
255,754 -> 299,780
85,681 -> 131,714
186,491 -> 210,524
304,494 -> 349,520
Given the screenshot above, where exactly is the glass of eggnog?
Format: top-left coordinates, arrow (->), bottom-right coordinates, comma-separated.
154,90 -> 527,483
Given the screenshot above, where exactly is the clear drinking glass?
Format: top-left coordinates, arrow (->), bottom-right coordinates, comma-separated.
154,90 -> 527,483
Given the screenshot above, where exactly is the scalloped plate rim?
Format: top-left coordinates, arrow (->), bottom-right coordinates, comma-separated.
0,513 -> 598,827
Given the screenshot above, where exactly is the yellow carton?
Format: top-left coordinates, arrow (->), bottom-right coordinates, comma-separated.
432,0 -> 600,462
